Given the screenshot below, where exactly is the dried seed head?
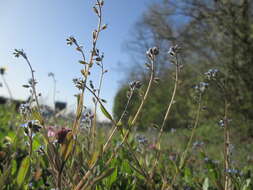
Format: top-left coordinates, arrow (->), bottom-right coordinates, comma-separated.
151,47 -> 159,55
73,78 -> 85,90
66,36 -> 77,46
168,45 -> 180,57
48,72 -> 54,77
204,68 -> 219,80
13,49 -> 27,59
129,80 -> 142,90
146,46 -> 159,60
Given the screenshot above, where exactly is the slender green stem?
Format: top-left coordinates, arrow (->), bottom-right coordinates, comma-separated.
91,61 -> 105,151
168,94 -> 202,190
150,56 -> 179,178
72,0 -> 102,135
75,54 -> 155,190
224,98 -> 231,190
120,58 -> 155,146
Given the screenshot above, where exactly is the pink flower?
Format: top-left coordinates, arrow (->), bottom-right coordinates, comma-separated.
148,143 -> 157,150
46,126 -> 72,144
46,126 -> 56,137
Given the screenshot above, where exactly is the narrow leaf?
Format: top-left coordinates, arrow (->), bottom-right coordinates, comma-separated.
17,156 -> 30,187
100,104 -> 113,121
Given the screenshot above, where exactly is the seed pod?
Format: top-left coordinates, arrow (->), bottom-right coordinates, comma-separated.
93,30 -> 97,40
93,6 -> 99,15
22,85 -> 30,88
101,24 -> 107,30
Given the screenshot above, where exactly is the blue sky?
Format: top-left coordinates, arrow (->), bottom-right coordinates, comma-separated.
0,0 -> 159,120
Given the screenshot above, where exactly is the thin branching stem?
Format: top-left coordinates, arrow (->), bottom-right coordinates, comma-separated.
72,0 -> 102,135
168,94 -> 202,190
224,98 -> 231,190
91,61 -> 105,150
74,55 -> 155,189
119,58 -> 155,147
150,55 -> 179,179
24,57 -> 41,114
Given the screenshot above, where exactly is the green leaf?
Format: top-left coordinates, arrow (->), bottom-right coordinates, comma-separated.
183,167 -> 192,184
11,160 -> 17,175
32,136 -> 41,151
88,151 -> 99,167
100,104 -> 113,121
202,177 -> 209,190
32,108 -> 44,125
107,167 -> 117,186
60,132 -> 74,161
16,156 -> 30,187
242,179 -> 251,190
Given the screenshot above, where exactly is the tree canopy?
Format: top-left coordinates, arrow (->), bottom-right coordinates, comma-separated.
113,0 -> 253,131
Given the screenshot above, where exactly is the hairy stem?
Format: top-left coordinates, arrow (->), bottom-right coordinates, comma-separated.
151,56 -> 179,178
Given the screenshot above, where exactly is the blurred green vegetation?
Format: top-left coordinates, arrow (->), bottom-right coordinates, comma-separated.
0,102 -> 252,189
1,0 -> 253,189
114,0 -> 253,134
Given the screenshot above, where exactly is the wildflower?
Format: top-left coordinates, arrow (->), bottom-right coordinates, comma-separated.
169,153 -> 177,161
136,135 -> 148,145
146,46 -> 159,60
225,168 -> 239,175
19,103 -> 31,115
55,127 -> 71,144
73,78 -> 85,90
205,68 -> 219,80
20,120 -> 42,136
228,144 -> 235,155
199,82 -> 208,92
212,160 -> 220,164
218,119 -> 224,127
194,82 -> 208,93
151,47 -> 159,55
148,143 -> 157,150
184,186 -> 192,190
192,141 -> 204,148
168,45 -> 180,57
47,126 -> 56,137
204,157 -> 209,162
218,118 -> 232,128
170,128 -> 176,133
129,80 -> 142,90
80,109 -> 94,130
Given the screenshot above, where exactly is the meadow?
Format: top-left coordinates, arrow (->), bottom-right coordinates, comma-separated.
0,1 -> 253,190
